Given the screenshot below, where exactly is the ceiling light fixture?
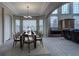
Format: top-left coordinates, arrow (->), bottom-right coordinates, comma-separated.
24,5 -> 32,19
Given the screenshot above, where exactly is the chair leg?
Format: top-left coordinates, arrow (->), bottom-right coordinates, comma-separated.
22,40 -> 24,48
13,41 -> 15,47
34,41 -> 36,48
41,39 -> 43,47
13,41 -> 17,47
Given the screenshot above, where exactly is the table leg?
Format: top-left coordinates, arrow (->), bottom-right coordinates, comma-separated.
20,36 -> 23,49
34,41 -> 36,48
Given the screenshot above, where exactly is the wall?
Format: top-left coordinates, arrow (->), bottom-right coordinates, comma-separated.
59,14 -> 73,20
0,3 -> 14,45
4,14 -> 11,42
3,5 -> 14,43
0,6 -> 2,45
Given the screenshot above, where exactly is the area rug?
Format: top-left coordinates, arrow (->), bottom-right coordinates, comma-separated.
0,40 -> 51,56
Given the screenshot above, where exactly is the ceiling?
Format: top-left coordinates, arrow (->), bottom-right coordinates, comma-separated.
2,2 -> 67,16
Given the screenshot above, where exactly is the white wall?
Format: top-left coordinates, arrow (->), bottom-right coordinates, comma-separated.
59,14 -> 73,20
4,14 -> 11,42
0,3 -> 14,44
0,7 -> 2,45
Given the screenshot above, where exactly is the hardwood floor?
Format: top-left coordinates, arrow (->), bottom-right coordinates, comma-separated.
43,37 -> 79,56
1,37 -> 79,56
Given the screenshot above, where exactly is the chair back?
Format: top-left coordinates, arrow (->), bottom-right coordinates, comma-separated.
13,32 -> 21,40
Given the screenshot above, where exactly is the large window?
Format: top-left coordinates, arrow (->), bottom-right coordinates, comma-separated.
50,2 -> 79,31
50,16 -> 58,30
15,20 -> 20,32
73,16 -> 79,29
61,3 -> 69,14
23,20 -> 36,31
73,2 -> 79,14
52,9 -> 58,14
39,20 -> 43,34
23,20 -> 27,31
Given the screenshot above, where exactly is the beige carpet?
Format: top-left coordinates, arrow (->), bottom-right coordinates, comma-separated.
0,40 -> 51,56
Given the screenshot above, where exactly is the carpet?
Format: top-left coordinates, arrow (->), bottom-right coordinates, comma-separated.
0,40 -> 51,56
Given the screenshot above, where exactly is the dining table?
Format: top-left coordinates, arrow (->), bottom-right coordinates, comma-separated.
20,31 -> 37,49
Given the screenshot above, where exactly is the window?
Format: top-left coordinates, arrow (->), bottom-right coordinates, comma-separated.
73,16 -> 79,29
23,20 -> 27,31
50,16 -> 58,30
15,20 -> 20,32
52,9 -> 58,14
23,20 -> 36,31
61,3 -> 69,14
39,20 -> 43,33
73,2 -> 79,14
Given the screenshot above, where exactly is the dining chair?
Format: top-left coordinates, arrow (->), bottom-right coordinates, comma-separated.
36,32 -> 43,46
13,32 -> 21,47
23,34 -> 36,53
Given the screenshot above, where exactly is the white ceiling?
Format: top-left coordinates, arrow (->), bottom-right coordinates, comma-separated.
2,2 -> 66,16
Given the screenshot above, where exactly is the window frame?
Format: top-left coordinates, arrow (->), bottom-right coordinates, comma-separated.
50,16 -> 58,30
61,3 -> 70,14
